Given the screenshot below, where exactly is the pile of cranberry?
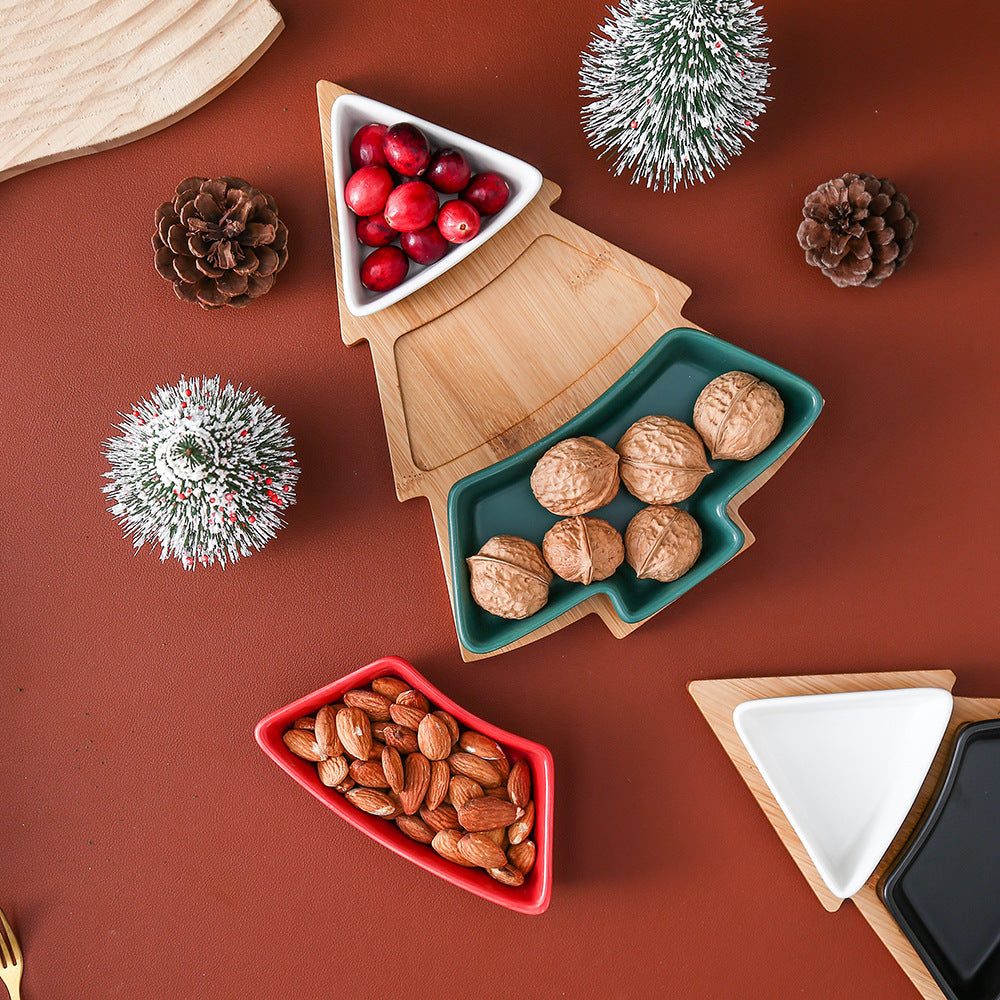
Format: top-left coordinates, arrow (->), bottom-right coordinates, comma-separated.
345,121 -> 511,293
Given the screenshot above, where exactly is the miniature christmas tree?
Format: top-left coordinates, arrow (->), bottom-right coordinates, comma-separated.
103,376 -> 299,569
580,0 -> 772,191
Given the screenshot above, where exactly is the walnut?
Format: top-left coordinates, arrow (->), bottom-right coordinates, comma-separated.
624,505 -> 702,582
615,415 -> 712,504
467,535 -> 553,619
693,371 -> 785,461
542,516 -> 624,585
529,436 -> 620,515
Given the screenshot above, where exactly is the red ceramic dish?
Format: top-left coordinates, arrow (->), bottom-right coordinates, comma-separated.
254,655 -> 554,915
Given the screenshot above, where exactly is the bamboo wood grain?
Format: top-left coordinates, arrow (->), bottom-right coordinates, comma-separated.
689,671 -> 1000,1000
0,0 -> 283,184
319,81 -> 814,659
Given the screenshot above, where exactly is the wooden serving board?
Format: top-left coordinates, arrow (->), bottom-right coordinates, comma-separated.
319,81 -> 809,660
689,671 -> 1000,1000
0,0 -> 283,184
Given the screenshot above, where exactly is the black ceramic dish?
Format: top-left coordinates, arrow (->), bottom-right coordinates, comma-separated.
879,718 -> 1000,1000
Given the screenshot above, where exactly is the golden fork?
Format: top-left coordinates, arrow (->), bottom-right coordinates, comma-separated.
0,908 -> 22,1000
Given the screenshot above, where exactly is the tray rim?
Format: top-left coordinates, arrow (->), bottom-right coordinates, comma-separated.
447,326 -> 824,654
878,716 -> 1000,1000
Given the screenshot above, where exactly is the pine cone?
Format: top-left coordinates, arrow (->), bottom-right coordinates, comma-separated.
152,176 -> 289,308
797,173 -> 917,288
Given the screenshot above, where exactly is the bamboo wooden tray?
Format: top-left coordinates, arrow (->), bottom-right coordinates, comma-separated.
690,670 -> 1000,1000
0,0 -> 283,184
319,81 -> 819,659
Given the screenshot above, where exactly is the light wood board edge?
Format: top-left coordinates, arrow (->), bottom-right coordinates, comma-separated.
688,671 -> 1000,1000
1,0 -> 283,184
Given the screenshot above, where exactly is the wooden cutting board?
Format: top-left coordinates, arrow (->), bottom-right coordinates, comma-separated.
689,671 -> 1000,1000
319,81 -> 808,660
0,0 -> 283,184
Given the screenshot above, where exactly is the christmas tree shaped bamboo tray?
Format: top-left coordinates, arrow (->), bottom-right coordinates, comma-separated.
0,0 -> 283,184
319,81 -> 821,660
689,670 -> 1000,1000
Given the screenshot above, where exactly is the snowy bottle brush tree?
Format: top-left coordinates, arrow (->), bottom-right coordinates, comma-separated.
580,0 -> 772,191
103,375 -> 299,569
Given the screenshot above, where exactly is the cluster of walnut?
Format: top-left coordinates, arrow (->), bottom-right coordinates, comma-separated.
467,371 -> 784,620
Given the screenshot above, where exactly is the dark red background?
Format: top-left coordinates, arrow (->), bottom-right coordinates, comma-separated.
3,0 -> 999,997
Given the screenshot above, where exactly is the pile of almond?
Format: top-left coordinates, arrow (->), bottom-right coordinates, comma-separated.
283,674 -> 536,887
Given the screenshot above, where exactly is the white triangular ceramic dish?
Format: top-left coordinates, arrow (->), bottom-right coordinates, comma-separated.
733,687 -> 953,899
330,94 -> 543,317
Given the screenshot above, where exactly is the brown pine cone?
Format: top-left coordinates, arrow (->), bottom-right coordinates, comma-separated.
797,172 -> 917,288
152,176 -> 289,308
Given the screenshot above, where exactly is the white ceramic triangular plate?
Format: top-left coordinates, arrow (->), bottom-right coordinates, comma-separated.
330,94 -> 543,317
733,687 -> 953,899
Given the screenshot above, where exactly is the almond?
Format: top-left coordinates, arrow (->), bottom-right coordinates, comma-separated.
507,839 -> 536,875
427,759 -> 450,811
317,755 -> 349,787
389,703 -> 427,730
485,785 -> 511,800
457,795 -> 520,832
419,802 -> 461,832
371,720 -> 392,741
487,864 -> 525,887
396,689 -> 430,712
400,752 -> 431,815
382,724 -> 419,754
283,729 -> 327,762
459,730 -> 506,760
448,775 -> 485,810
396,814 -> 436,845
507,759 -> 531,808
417,713 -> 452,761
366,740 -> 386,761
372,675 -> 411,700
458,832 -> 508,869
333,777 -> 355,793
381,746 -> 405,793
345,787 -> 397,817
336,707 -> 372,760
493,753 -> 511,781
349,758 -> 389,788
292,716 -> 316,730
343,688 -> 393,722
508,799 -> 534,845
482,826 -> 508,848
432,710 -> 460,745
431,828 -> 476,866
448,752 -> 501,788
314,704 -> 343,756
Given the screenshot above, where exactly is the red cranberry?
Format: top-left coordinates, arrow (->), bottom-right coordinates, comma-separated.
462,172 -> 510,216
437,200 -> 481,243
356,214 -> 396,247
384,181 -> 439,232
426,149 -> 472,194
345,165 -> 394,216
383,123 -> 432,176
350,123 -> 389,170
401,224 -> 450,265
361,246 -> 409,291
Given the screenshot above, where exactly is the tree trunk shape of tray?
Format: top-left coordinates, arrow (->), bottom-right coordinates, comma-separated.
0,0 -> 283,184
689,670 -> 1000,1000
319,81 -> 813,660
